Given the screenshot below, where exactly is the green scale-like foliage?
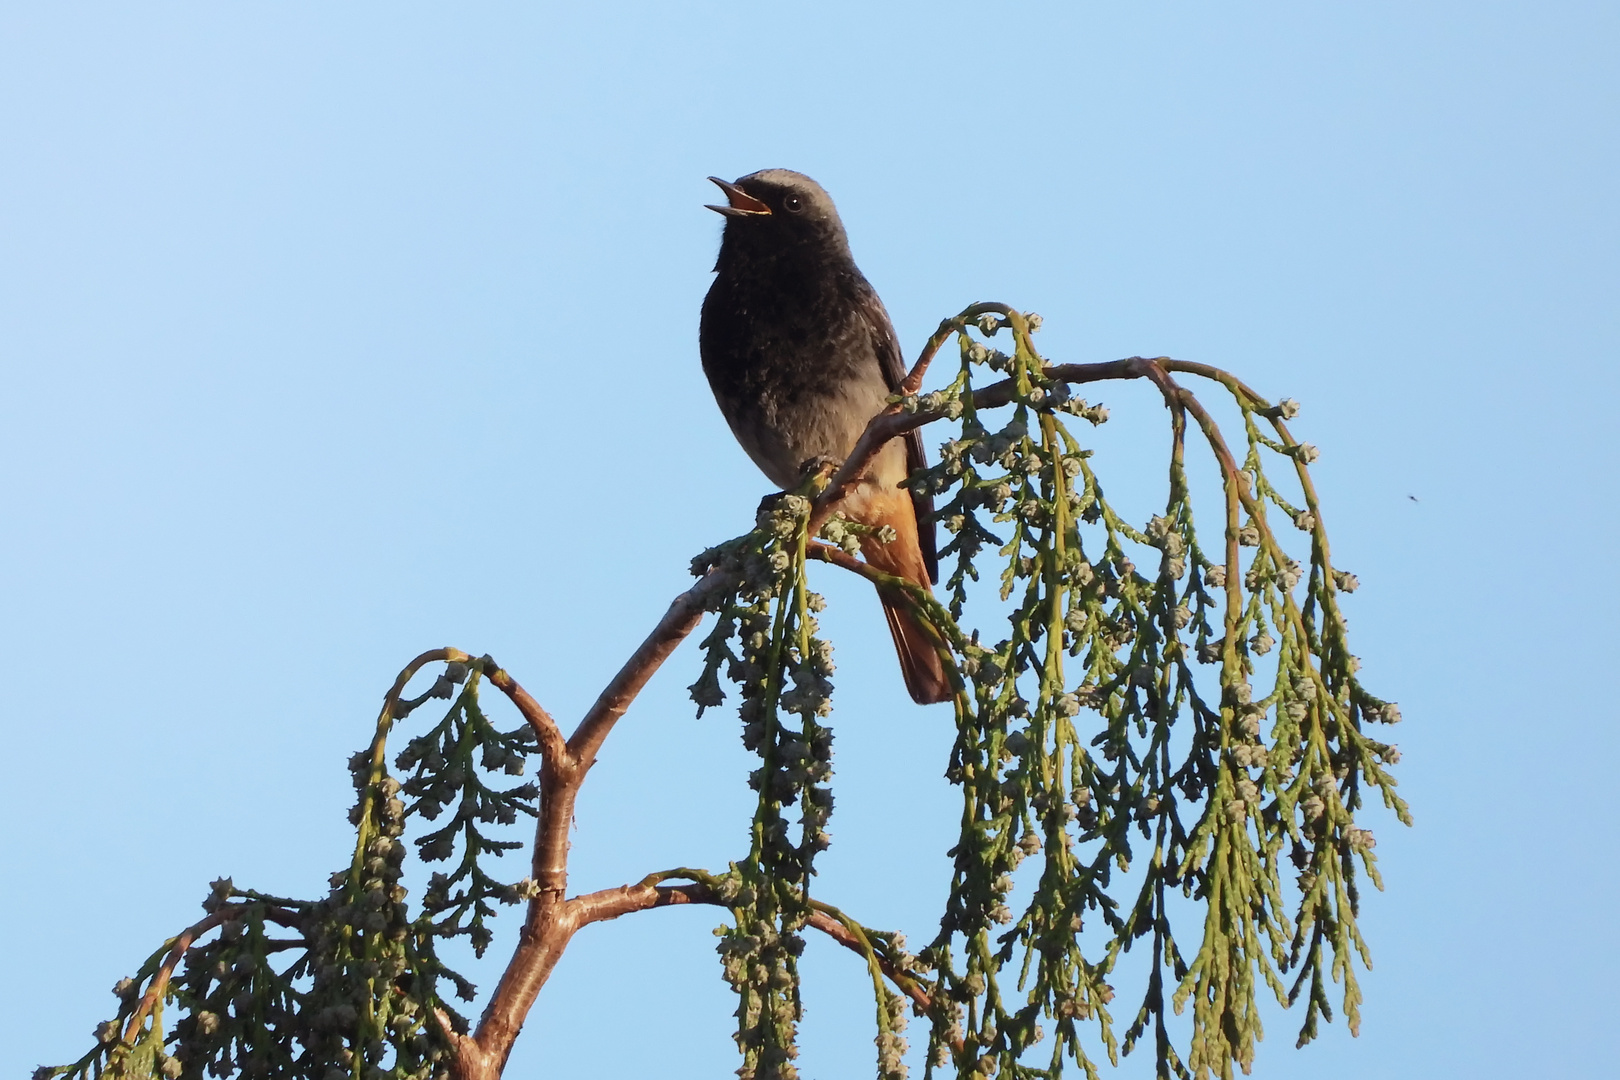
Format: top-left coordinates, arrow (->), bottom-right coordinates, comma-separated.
39,659 -> 541,1080
39,305 -> 1406,1080
685,307 -> 1408,1080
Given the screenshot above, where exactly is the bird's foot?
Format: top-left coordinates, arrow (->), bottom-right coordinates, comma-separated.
756,491 -> 788,519
795,455 -> 840,497
797,455 -> 841,480
756,460 -> 840,525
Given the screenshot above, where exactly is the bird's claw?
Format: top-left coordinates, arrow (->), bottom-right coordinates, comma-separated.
795,456 -> 840,497
797,455 -> 841,479
757,459 -> 839,520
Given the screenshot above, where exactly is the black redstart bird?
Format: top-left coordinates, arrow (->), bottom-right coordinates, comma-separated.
699,168 -> 950,705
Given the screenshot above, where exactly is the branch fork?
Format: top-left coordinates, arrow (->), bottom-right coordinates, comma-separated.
431,322 -> 1251,1078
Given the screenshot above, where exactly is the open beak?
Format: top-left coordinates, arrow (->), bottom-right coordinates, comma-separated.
706,176 -> 772,217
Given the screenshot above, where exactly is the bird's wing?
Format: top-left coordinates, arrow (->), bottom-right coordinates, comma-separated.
855,275 -> 938,584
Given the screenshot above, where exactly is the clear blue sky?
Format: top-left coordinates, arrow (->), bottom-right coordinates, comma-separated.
3,3 -> 1615,1077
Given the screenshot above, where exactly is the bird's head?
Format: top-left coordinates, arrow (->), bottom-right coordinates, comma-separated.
706,169 -> 850,257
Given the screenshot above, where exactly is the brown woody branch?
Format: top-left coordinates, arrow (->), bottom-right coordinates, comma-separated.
451,346 -> 1227,1078
802,908 -> 935,1020
381,650 -> 567,765
117,913 -> 221,1047
811,355 -> 1182,535
568,568 -> 738,768
805,538 -> 881,581
116,902 -> 305,1048
566,878 -> 936,1019
569,879 -> 714,924
457,867 -> 938,1078
484,665 -> 567,766
457,569 -> 739,1080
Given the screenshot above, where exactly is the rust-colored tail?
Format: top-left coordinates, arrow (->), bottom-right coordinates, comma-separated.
876,592 -> 952,704
854,488 -> 953,705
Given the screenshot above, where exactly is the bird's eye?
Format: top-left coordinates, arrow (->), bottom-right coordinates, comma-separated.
783,194 -> 804,214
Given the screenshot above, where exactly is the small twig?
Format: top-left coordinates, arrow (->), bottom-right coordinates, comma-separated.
565,877 -> 937,1020
568,879 -> 713,925
484,664 -> 569,769
805,539 -> 877,580
118,912 -> 222,1045
803,907 -> 935,1021
898,302 -> 1013,395
810,356 -> 1177,536
382,649 -> 461,713
113,902 -> 304,1048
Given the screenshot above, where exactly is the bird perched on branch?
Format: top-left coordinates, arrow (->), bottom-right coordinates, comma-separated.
699,169 -> 950,704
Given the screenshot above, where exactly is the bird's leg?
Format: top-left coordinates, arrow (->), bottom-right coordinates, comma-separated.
797,454 -> 841,479
797,455 -> 840,492
756,458 -> 839,521
756,491 -> 788,519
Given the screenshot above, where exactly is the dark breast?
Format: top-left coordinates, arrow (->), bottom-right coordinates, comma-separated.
700,257 -> 890,488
